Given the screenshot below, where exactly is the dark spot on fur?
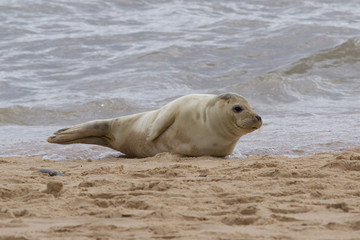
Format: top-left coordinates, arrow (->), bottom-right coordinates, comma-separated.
218,93 -> 236,102
196,112 -> 201,120
218,93 -> 236,101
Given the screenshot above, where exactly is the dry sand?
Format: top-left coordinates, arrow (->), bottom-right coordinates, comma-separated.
1,147 -> 360,240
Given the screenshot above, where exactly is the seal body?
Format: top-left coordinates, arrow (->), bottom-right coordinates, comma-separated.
47,93 -> 262,157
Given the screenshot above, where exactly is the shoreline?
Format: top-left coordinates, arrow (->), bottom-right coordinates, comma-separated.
1,147 -> 360,239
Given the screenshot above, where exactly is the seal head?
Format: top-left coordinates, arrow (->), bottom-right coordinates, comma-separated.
216,93 -> 262,137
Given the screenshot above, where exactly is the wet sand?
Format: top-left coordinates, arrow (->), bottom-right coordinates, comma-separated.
1,147 -> 360,240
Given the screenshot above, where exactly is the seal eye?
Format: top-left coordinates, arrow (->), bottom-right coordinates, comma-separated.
232,106 -> 243,113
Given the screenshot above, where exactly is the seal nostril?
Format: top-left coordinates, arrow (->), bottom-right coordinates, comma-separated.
256,115 -> 262,122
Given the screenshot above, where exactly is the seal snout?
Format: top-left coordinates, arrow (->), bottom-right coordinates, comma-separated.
251,115 -> 262,130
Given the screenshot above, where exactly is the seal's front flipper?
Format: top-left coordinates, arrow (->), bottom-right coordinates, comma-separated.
147,108 -> 176,141
47,120 -> 113,148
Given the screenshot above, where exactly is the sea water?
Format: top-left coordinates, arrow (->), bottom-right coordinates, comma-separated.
1,0 -> 360,160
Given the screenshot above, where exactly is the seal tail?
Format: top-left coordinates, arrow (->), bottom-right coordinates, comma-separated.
47,120 -> 113,148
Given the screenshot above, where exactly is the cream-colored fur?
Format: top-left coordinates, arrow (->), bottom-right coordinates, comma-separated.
47,93 -> 262,157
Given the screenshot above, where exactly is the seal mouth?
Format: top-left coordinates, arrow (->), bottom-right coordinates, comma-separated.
235,124 -> 259,131
235,118 -> 262,131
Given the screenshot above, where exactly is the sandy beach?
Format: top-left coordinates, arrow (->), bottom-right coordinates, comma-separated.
1,147 -> 360,240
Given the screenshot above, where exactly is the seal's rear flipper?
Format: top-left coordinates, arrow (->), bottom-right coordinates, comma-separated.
47,120 -> 113,148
